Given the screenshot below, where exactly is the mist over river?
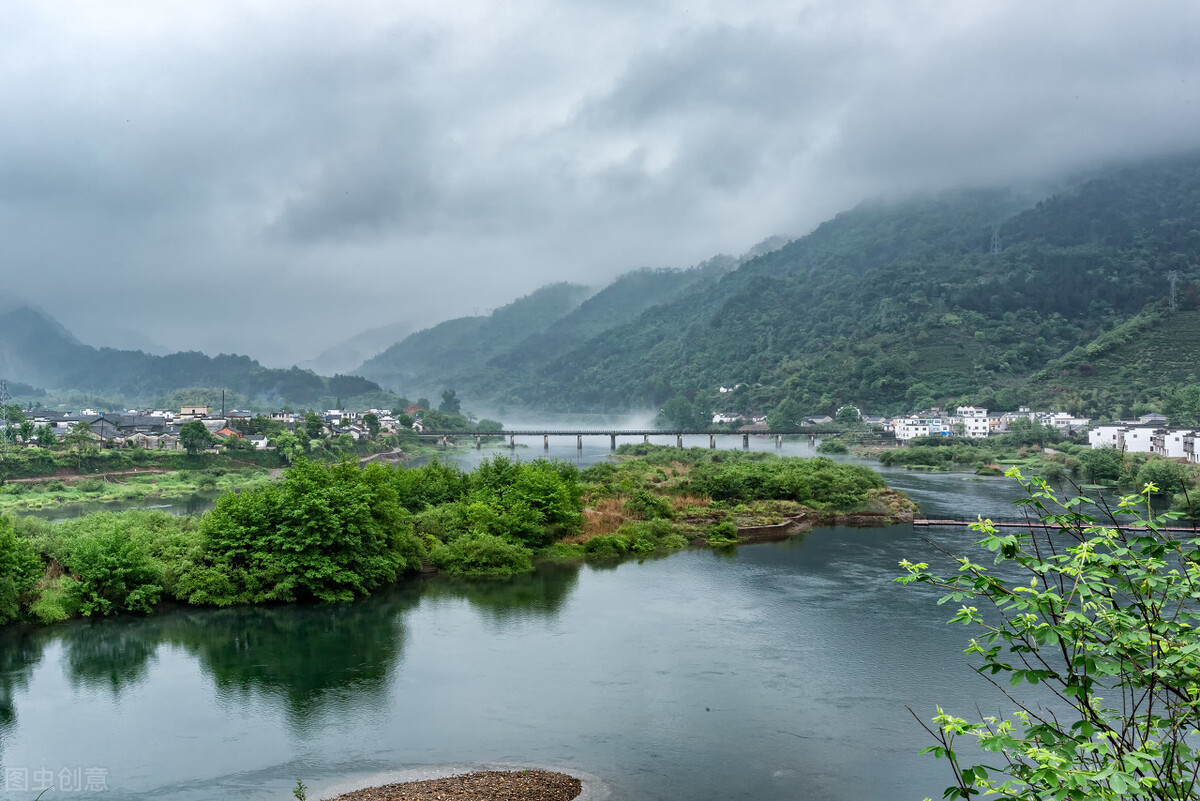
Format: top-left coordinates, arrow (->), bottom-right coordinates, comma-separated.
0,432 -> 1038,800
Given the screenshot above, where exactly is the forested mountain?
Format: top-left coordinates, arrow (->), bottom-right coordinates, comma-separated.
0,306 -> 395,409
376,152 -> 1200,419
355,242 -> 787,403
356,282 -> 595,397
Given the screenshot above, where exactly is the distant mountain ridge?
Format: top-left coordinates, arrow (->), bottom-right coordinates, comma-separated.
0,306 -> 394,408
354,241 -> 783,402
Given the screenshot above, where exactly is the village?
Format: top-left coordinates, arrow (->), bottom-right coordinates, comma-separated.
0,404 -> 418,452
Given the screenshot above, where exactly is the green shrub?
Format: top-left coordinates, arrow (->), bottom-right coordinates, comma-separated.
63,526 -> 163,616
76,478 -> 105,493
707,520 -> 738,545
29,576 -> 78,624
1136,458 -> 1187,496
429,532 -> 533,576
660,533 -> 689,550
0,516 -> 43,623
182,459 -> 421,605
816,439 -> 849,454
412,503 -> 469,543
623,488 -> 675,520
583,534 -> 629,560
44,479 -> 66,492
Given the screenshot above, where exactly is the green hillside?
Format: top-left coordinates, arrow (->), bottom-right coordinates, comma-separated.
0,306 -> 399,409
356,282 -> 594,397
424,153 -> 1200,417
1028,307 -> 1200,418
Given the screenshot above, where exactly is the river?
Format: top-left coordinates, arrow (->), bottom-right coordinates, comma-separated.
0,434 -> 1043,800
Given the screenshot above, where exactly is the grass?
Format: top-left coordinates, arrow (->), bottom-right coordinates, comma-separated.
0,467 -> 273,511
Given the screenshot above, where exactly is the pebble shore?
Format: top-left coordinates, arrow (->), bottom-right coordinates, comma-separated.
322,770 -> 582,801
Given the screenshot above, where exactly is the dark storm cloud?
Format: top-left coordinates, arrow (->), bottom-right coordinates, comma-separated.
1,1 -> 1198,366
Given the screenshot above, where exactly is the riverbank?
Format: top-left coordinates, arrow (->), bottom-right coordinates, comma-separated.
0,449 -> 916,626
323,770 -> 582,801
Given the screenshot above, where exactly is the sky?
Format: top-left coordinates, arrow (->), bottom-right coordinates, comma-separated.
2,0 -> 1199,367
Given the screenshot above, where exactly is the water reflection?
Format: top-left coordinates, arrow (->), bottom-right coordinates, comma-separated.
419,562 -> 581,622
0,626 -> 47,734
160,586 -> 422,729
62,616 -> 162,694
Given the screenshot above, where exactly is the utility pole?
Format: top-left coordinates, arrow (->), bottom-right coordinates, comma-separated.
1168,270 -> 1180,310
991,226 -> 1002,256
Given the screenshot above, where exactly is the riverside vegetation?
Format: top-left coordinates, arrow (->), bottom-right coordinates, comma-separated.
0,446 -> 911,625
900,471 -> 1200,800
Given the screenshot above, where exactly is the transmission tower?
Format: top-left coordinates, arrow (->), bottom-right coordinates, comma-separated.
990,226 -> 1002,255
0,381 -> 9,483
1168,270 -> 1180,310
880,299 -> 889,327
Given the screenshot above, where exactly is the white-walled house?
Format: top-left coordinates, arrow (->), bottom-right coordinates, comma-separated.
1152,429 -> 1199,460
953,406 -> 989,438
895,416 -> 947,441
1088,425 -> 1157,454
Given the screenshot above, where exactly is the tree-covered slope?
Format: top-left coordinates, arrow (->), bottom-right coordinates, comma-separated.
0,306 -> 395,408
356,282 -> 594,397
473,153 -> 1200,416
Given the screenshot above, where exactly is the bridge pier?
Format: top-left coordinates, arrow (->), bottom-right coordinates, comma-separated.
577,434 -> 583,450
676,434 -> 683,448
709,434 -> 716,449
476,436 -> 482,450
544,434 -> 549,450
776,435 -> 782,448
509,434 -> 516,449
643,434 -> 649,444
610,433 -> 617,451
743,434 -> 750,450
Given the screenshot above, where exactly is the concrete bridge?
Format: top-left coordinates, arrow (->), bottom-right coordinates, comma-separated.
418,429 -> 841,451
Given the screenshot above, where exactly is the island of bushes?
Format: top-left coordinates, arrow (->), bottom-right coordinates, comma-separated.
0,445 -> 914,625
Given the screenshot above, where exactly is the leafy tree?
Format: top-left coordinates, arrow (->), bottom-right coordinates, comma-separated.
1079,445 -> 1125,484
304,411 -> 325,440
416,398 -> 431,411
767,398 -> 804,431
658,396 -> 697,429
34,423 -> 56,449
0,516 -> 43,623
362,413 -> 381,439
835,406 -> 860,426
1136,458 -> 1188,496
181,459 -> 422,605
439,389 -> 462,416
63,525 -> 163,616
900,470 -> 1200,801
16,420 -> 34,444
63,421 -> 98,469
268,430 -> 304,464
179,419 -> 215,456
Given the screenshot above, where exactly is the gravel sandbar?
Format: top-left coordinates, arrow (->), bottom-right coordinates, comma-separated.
322,769 -> 582,801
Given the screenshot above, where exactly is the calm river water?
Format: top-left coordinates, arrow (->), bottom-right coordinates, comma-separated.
0,434 -> 1039,800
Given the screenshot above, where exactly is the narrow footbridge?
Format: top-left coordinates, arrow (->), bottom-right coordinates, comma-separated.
418,429 -> 840,451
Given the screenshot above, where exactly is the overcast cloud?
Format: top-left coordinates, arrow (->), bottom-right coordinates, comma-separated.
2,0 -> 1198,366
